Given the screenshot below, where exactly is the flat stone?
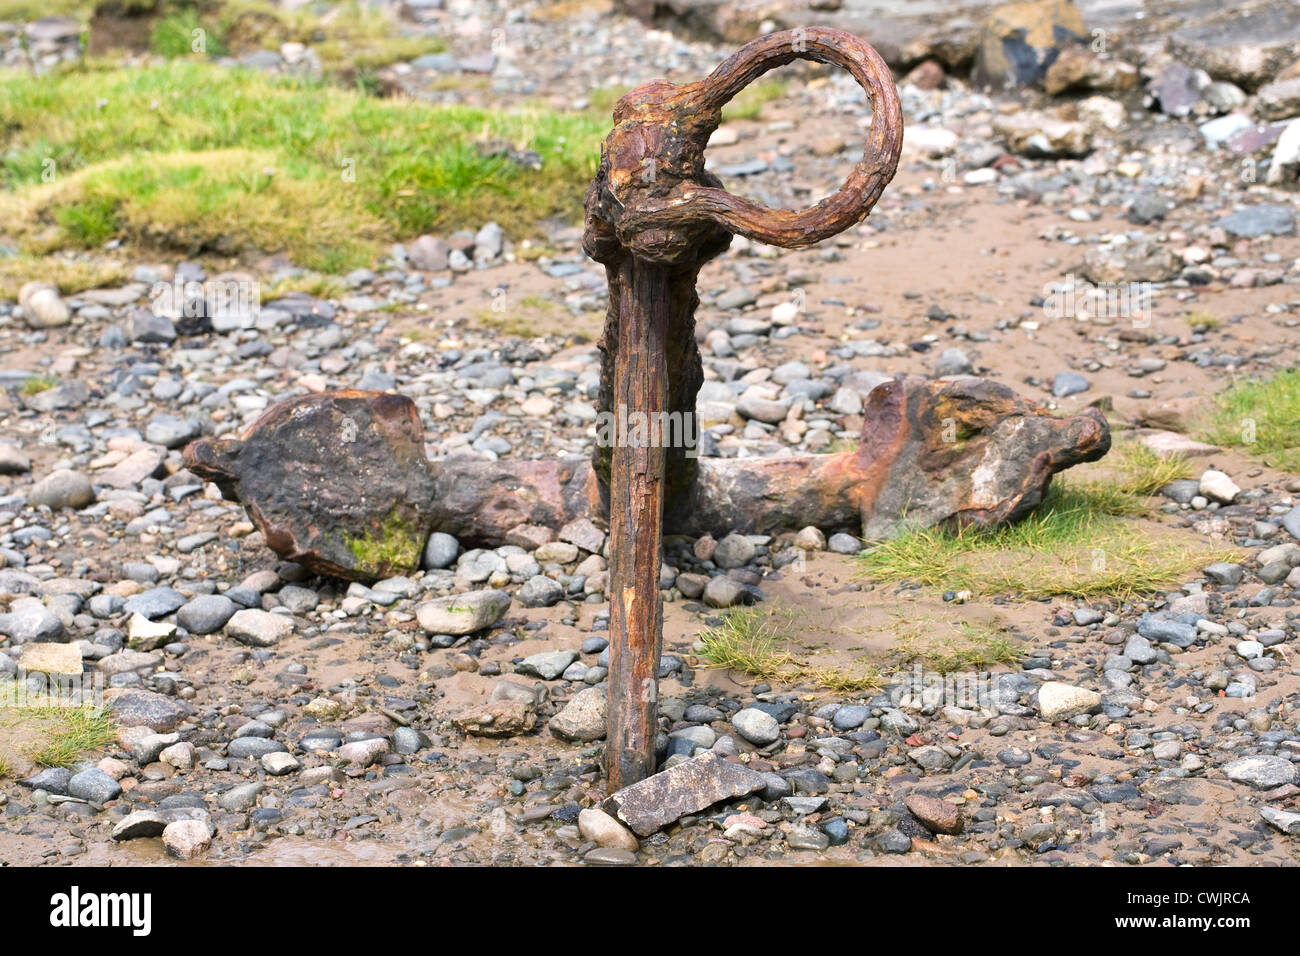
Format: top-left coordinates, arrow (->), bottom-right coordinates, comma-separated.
18,642 -> 82,678
603,751 -> 767,837
1259,806 -> 1300,835
111,810 -> 168,841
516,650 -> 578,680
1142,431 -> 1220,458
1216,204 -> 1295,237
1224,755 -> 1297,789
415,589 -> 511,635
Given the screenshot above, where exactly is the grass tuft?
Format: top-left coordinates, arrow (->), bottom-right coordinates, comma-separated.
20,374 -> 58,395
0,679 -> 114,773
698,607 -> 882,693
891,619 -> 1022,673
1199,368 -> 1300,471
859,442 -> 1235,600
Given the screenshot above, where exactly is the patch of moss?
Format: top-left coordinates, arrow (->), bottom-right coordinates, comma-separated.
344,508 -> 424,578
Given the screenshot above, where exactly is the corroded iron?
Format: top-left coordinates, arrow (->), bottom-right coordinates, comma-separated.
185,377 -> 1111,556
582,27 -> 904,791
184,390 -> 436,582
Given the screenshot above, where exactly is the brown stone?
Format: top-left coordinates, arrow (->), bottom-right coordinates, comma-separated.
450,698 -> 537,738
904,793 -> 964,834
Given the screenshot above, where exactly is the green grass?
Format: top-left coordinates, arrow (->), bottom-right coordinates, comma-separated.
0,0 -> 92,20
1064,442 -> 1192,516
588,77 -> 787,126
698,607 -> 882,693
720,78 -> 787,122
858,445 -> 1235,600
20,374 -> 58,395
1199,369 -> 1300,471
150,7 -> 228,58
0,253 -> 125,298
0,60 -> 604,273
891,619 -> 1022,673
0,680 -> 114,774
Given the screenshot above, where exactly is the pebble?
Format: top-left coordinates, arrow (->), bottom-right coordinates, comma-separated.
731,707 -> 781,745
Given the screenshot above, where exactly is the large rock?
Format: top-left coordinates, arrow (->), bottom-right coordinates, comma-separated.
415,589 -> 510,635
971,0 -> 1086,90
1170,4 -> 1300,90
184,390 -> 437,582
603,750 -> 768,836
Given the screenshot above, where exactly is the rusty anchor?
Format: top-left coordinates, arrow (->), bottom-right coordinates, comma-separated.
583,27 -> 903,791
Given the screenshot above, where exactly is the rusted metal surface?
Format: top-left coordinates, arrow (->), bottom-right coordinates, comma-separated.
184,377 -> 1110,567
183,390 -> 435,582
582,27 -> 903,791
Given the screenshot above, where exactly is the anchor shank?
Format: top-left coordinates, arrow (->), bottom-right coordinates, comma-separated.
606,257 -> 671,792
